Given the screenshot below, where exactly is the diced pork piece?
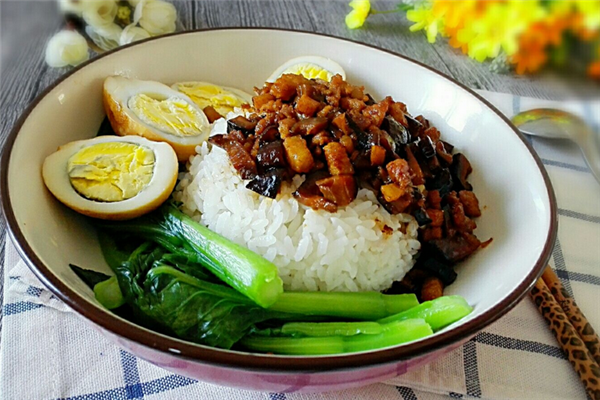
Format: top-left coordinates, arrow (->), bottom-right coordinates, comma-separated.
381,183 -> 405,203
253,93 -> 275,110
278,118 -> 296,138
386,159 -> 412,189
447,191 -> 476,232
388,102 -> 408,127
362,97 -> 391,127
296,94 -> 321,116
370,145 -> 386,166
459,190 -> 482,218
379,192 -> 413,214
283,136 -> 314,173
332,113 -> 352,135
323,142 -> 354,176
316,175 -> 357,206
208,134 -> 257,179
339,135 -> 354,154
291,117 -> 329,136
294,171 -> 337,212
340,97 -> 367,112
421,276 -> 444,301
426,209 -> 444,227
270,74 -> 307,101
427,190 -> 442,209
423,127 -> 440,142
311,131 -> 332,147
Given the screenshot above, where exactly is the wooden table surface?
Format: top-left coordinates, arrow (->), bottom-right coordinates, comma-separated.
0,0 -> 591,330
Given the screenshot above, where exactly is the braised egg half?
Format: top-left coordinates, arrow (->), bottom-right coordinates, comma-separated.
267,56 -> 346,82
103,76 -> 209,161
42,135 -> 178,220
172,81 -> 252,116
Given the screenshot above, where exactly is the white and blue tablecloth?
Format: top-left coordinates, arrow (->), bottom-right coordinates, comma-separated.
1,90 -> 599,400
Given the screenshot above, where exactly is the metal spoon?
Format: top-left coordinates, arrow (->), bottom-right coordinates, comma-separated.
511,108 -> 600,183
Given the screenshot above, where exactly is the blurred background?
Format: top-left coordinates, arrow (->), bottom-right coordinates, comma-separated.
1,0 -> 598,106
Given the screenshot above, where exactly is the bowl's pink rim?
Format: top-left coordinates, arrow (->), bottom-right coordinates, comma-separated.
0,27 -> 557,373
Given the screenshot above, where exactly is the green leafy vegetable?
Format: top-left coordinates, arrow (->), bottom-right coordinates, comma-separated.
86,206 -> 474,354
70,264 -> 124,309
111,241 -> 286,349
96,205 -> 284,308
70,264 -> 111,288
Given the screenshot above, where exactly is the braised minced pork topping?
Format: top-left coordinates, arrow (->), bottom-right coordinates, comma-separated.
209,73 -> 487,300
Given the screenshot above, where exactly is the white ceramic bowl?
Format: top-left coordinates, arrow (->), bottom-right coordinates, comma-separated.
0,29 -> 556,393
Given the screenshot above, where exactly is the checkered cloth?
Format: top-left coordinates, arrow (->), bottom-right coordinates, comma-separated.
1,90 -> 599,400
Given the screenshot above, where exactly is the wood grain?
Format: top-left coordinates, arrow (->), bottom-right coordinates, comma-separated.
0,0 -> 592,333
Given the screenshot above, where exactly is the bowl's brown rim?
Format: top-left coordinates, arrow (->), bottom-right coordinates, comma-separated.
0,27 -> 557,373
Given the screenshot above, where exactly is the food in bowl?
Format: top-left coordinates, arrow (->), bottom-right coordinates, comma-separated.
41,57 -> 486,355
41,135 -> 178,220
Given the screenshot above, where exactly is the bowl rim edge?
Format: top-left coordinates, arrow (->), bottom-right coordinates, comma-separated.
0,27 -> 558,372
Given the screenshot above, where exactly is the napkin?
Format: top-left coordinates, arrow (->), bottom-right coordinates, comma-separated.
1,90 -> 599,400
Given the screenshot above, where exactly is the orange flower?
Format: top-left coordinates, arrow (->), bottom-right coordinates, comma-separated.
511,48 -> 547,75
509,10 -> 572,74
588,61 -> 600,80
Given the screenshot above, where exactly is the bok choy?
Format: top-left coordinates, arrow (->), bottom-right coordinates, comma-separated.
96,204 -> 284,308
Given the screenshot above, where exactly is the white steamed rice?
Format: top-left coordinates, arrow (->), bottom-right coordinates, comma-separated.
173,115 -> 420,292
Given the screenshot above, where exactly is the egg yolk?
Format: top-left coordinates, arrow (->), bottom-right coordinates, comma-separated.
282,63 -> 333,81
128,94 -> 205,137
67,142 -> 155,202
176,83 -> 247,115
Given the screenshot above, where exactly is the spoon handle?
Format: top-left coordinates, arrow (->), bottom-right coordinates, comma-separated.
576,127 -> 600,184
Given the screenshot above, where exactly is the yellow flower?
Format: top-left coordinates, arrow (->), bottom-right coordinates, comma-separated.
464,1 -> 546,62
407,6 -> 443,43
574,0 -> 600,31
345,0 -> 371,29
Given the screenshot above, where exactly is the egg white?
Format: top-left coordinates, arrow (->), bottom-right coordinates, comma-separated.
266,56 -> 346,83
172,81 -> 253,115
103,76 -> 210,162
42,135 -> 178,220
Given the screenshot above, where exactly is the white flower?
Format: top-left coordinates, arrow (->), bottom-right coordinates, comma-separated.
45,30 -> 89,68
82,0 -> 118,30
58,0 -> 87,16
135,0 -> 177,36
119,24 -> 151,45
128,0 -> 142,6
86,23 -> 122,51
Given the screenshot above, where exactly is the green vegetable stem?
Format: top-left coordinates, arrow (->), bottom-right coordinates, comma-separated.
93,276 -> 125,309
96,204 -> 284,308
269,291 -> 419,320
240,318 -> 433,355
378,295 -> 473,331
